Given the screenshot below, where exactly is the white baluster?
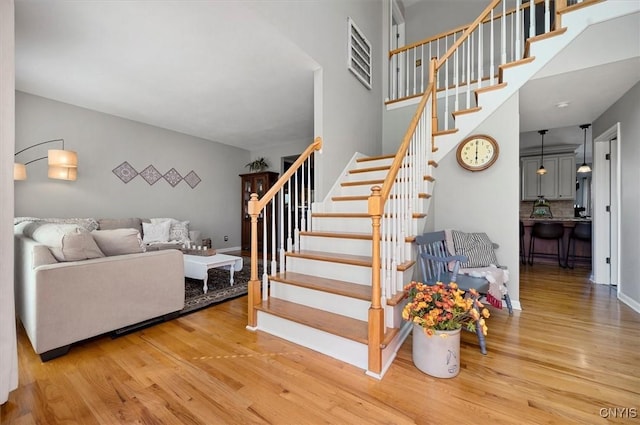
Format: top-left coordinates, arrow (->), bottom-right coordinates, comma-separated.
444,36 -> 449,130
478,24 -> 483,88
294,170 -> 299,252
510,7 -> 515,62
279,187 -> 285,273
529,0 -> 536,39
271,197 -> 277,276
516,0 -> 522,59
307,156 -> 312,232
470,32 -> 475,82
501,0 -> 507,65
413,48 -> 417,95
286,180 -> 292,252
300,160 -> 306,238
490,8 -> 495,85
544,0 -> 550,33
262,214 -> 268,300
420,44 -> 424,93
454,32 -> 459,113
466,39 -> 471,108
405,50 -> 409,98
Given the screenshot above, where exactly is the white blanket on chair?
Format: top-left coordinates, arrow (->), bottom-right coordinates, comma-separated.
461,266 -> 509,308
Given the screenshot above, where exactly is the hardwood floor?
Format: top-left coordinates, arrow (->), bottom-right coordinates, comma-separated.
2,264 -> 639,424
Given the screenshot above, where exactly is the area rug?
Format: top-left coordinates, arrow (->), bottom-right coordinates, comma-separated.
181,257 -> 263,315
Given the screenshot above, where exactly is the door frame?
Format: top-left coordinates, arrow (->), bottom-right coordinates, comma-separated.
592,123 -> 621,290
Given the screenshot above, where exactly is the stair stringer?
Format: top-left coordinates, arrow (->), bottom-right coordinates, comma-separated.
432,1 -> 640,164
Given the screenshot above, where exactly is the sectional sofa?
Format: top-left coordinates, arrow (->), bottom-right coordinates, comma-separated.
13,217 -> 186,361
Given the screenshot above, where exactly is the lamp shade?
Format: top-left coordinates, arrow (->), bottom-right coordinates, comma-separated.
577,163 -> 592,173
48,149 -> 78,167
14,163 -> 27,180
48,166 -> 77,181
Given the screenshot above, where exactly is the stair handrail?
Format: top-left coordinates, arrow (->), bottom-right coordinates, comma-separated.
246,136 -> 323,328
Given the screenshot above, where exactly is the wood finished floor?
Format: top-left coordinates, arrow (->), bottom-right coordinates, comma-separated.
2,264 -> 639,425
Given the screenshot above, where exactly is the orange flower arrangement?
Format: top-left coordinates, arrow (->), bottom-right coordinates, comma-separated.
402,281 -> 490,336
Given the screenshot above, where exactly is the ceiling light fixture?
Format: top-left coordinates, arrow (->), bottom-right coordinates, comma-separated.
536,129 -> 548,175
556,101 -> 570,108
577,124 -> 592,173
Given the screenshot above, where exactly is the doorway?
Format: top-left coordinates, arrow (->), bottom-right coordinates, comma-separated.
592,123 -> 620,289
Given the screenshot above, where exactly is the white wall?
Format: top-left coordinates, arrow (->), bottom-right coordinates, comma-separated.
249,139 -> 312,176
247,0 -> 384,199
593,81 -> 640,311
15,92 -> 250,250
0,0 -> 19,405
433,92 -> 521,305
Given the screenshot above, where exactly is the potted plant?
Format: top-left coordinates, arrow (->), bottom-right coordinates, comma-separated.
402,281 -> 490,378
245,158 -> 269,172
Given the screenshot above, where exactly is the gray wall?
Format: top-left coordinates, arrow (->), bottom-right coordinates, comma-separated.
15,91 -> 249,251
593,81 -> 640,310
433,92 -> 521,304
248,0 -> 384,199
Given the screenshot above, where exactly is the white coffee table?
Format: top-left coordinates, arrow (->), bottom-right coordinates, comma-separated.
183,253 -> 243,294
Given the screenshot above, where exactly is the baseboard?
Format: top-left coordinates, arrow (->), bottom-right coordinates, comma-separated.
216,246 -> 241,253
509,300 -> 522,311
618,292 -> 640,314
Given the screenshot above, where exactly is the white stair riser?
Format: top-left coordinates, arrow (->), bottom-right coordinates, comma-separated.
312,216 -> 372,233
270,281 -> 370,321
256,311 -> 368,370
286,256 -> 371,284
339,183 -> 384,197
301,235 -> 372,256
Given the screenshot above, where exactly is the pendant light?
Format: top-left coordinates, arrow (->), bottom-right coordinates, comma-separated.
536,129 -> 548,175
577,123 -> 592,173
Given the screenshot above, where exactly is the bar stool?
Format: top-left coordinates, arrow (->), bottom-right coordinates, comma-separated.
520,221 -> 525,264
528,222 -> 565,267
566,222 -> 592,269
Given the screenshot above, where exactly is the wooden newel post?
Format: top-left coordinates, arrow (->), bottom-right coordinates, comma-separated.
368,186 -> 384,374
247,193 -> 261,328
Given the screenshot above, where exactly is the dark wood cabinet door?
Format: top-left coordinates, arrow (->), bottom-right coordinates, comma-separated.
240,171 -> 279,251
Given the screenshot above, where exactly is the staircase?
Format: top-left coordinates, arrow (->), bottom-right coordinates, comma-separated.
245,0 -> 638,379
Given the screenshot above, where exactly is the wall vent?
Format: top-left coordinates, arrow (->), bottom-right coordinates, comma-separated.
347,17 -> 372,90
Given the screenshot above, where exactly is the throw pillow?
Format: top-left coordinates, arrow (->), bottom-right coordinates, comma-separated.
451,230 -> 498,268
169,220 -> 190,242
97,218 -> 143,236
24,222 -> 105,262
142,221 -> 171,244
91,228 -> 146,256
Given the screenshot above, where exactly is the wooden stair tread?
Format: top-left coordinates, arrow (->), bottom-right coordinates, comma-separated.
271,271 -> 371,301
256,298 -> 369,344
257,298 -> 400,348
433,129 -> 458,137
356,154 -> 396,163
299,230 -> 416,243
299,230 -> 372,240
428,159 -> 438,168
349,165 -> 390,174
452,106 -> 482,118
287,250 -> 372,267
332,193 -> 430,202
341,179 -> 384,187
312,212 -> 426,219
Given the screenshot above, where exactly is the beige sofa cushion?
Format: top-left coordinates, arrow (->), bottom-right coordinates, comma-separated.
97,218 -> 143,235
23,222 -> 104,262
91,228 -> 146,256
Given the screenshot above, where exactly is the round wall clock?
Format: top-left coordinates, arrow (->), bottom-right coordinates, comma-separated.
455,134 -> 499,172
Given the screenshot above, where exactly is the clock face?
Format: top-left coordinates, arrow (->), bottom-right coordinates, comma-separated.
456,135 -> 499,171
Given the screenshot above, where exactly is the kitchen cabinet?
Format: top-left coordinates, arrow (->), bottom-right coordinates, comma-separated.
521,154 -> 575,201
